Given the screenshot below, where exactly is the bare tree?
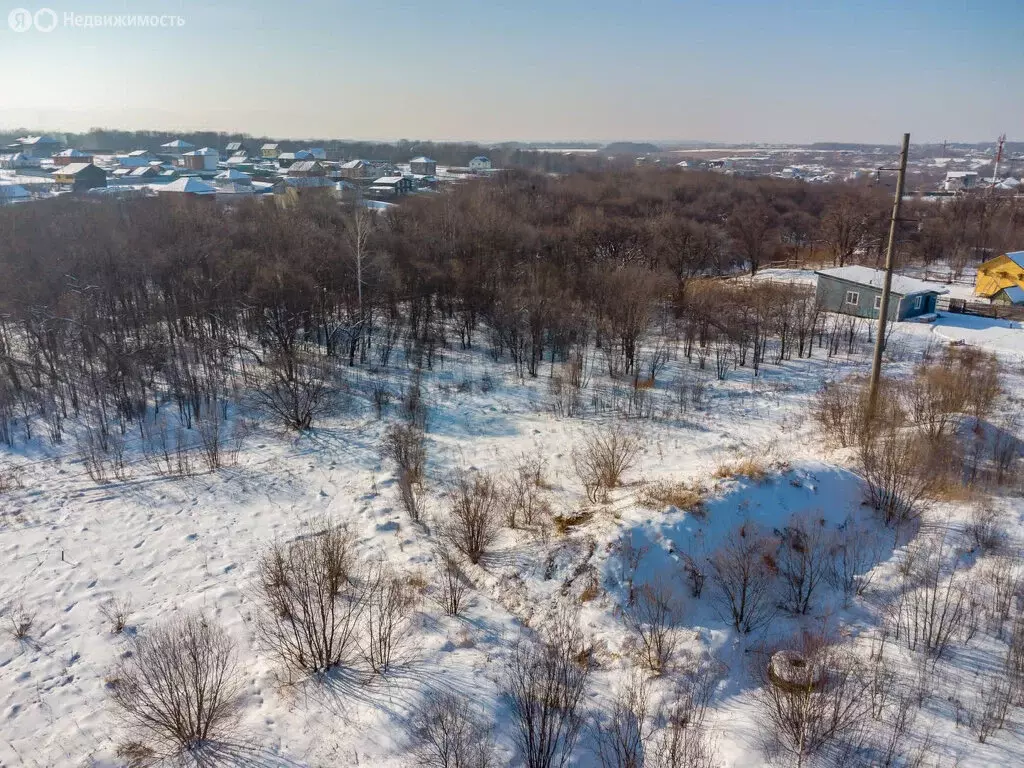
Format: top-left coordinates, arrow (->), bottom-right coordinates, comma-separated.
442,472 -> 501,565
858,427 -> 934,527
250,353 -> 333,431
408,691 -> 498,768
110,613 -> 242,763
256,523 -> 368,675
708,524 -> 777,634
505,609 -> 592,768
382,423 -> 426,485
622,583 -> 682,673
590,675 -> 649,768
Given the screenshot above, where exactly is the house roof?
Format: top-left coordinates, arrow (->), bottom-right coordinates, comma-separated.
56,148 -> 88,157
128,166 -> 158,177
261,143 -> 279,150
0,184 -> 29,199
1004,251 -> 1024,269
128,149 -> 151,157
161,139 -> 194,149
215,169 -> 250,181
341,159 -> 368,168
18,135 -> 58,146
998,285 -> 1024,304
57,163 -> 101,176
815,266 -> 948,297
156,177 -> 216,195
470,156 -> 489,163
409,156 -> 435,164
288,161 -> 322,173
225,142 -> 245,151
373,176 -> 405,185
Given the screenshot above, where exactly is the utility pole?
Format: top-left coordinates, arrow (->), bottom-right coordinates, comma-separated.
991,133 -> 1006,195
866,132 -> 910,420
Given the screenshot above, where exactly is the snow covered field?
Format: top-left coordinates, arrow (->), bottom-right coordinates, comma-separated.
1,310 -> 1022,767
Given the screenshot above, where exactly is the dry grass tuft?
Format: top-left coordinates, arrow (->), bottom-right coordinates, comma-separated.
553,508 -> 596,535
637,480 -> 706,515
714,456 -> 770,482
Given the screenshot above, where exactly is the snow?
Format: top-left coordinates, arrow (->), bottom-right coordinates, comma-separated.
815,265 -> 948,297
0,305 -> 1022,766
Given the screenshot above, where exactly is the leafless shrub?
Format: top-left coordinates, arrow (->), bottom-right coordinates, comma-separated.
622,583 -> 682,673
408,690 -> 498,768
709,523 -> 777,634
363,562 -> 415,674
256,523 -> 367,675
991,412 -> 1021,486
776,513 -> 832,615
99,595 -> 133,634
828,518 -> 884,604
250,353 -> 333,431
505,608 -> 592,768
858,426 -> 934,527
572,424 -> 641,503
434,545 -> 471,617
0,461 -> 24,493
589,675 -> 649,768
382,423 -> 426,485
502,455 -> 550,529
812,376 -> 871,448
982,555 -> 1021,627
887,533 -> 967,660
401,371 -> 429,430
681,554 -> 706,598
442,472 -> 501,565
964,503 -> 1007,555
1007,614 -> 1024,705
398,469 -> 426,524
966,669 -> 1013,743
753,640 -> 871,765
650,720 -> 719,768
110,613 -> 242,763
371,379 -> 393,419
196,409 -> 224,471
7,601 -> 34,640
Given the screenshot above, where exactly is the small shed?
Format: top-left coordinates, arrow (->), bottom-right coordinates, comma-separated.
53,163 -> 107,191
814,266 -> 947,321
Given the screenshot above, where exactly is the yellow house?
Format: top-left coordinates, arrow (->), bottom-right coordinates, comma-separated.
976,251 -> 1024,305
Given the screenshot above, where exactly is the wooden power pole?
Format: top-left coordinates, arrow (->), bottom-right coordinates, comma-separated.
866,132 -> 910,419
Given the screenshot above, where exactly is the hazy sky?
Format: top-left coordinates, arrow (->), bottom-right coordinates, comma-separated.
1,0 -> 1021,144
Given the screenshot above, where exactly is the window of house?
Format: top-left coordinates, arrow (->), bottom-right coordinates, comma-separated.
844,290 -> 859,306
874,295 -> 883,310
912,296 -> 922,310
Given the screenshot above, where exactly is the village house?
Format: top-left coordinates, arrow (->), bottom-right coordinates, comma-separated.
11,135 -> 61,158
214,168 -> 253,186
0,152 -> 39,170
814,266 -> 947,321
469,156 -> 491,172
224,141 -> 249,156
52,163 -> 107,191
160,139 -> 195,155
0,184 -> 30,205
308,148 -> 327,161
409,156 -> 437,175
260,143 -> 281,159
53,148 -> 94,167
368,175 -> 414,197
338,159 -> 379,182
277,150 -> 314,168
154,177 -> 217,196
975,250 -> 1024,306
287,161 -> 326,178
942,170 -> 978,192
179,148 -> 219,171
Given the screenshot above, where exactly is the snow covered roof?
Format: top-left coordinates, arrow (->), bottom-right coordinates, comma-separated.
261,143 -> 279,150
815,266 -> 949,297
17,135 -> 58,146
1004,251 -> 1024,269
340,159 -> 368,168
215,169 -> 250,181
372,176 -> 405,185
999,285 -> 1024,304
945,171 -> 977,179
56,148 -> 88,157
155,177 -> 216,195
57,163 -> 100,176
470,156 -> 489,162
287,161 -> 322,173
161,139 -> 194,149
409,156 -> 435,163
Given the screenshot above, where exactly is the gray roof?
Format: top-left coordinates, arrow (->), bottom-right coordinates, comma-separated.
815,266 -> 948,297
409,156 -> 435,164
288,161 -> 322,173
57,163 -> 100,176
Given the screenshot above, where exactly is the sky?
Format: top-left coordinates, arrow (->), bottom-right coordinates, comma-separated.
0,0 -> 1021,145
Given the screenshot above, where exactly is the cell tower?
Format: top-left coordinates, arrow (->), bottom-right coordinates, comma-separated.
991,133 -> 1006,193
